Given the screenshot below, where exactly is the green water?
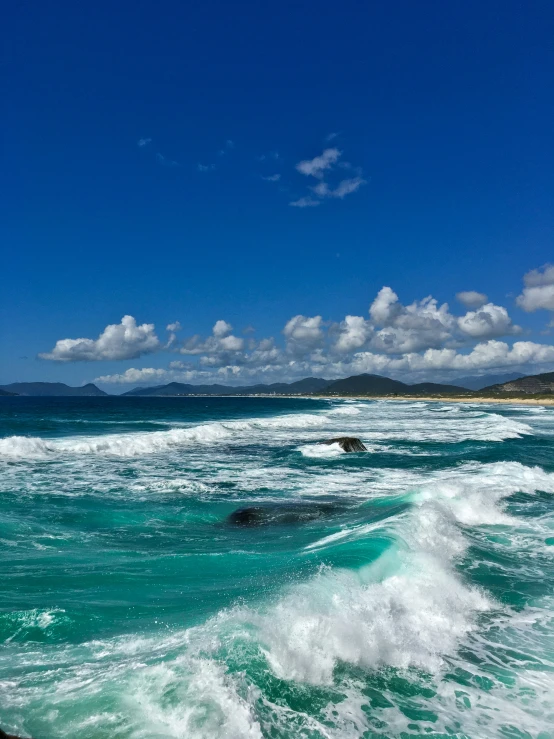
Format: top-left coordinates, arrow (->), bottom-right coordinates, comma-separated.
1,397 -> 553,737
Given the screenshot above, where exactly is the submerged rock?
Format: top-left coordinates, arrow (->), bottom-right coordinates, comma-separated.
227,503 -> 343,527
0,730 -> 30,739
322,436 -> 367,452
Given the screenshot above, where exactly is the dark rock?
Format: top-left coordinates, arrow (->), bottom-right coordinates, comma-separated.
322,437 -> 367,452
227,507 -> 266,526
0,729 -> 31,739
227,503 -> 343,527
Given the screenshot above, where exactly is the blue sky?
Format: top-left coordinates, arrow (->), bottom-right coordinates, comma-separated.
2,0 -> 554,389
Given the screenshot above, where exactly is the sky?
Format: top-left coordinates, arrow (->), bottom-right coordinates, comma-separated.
2,0 -> 554,390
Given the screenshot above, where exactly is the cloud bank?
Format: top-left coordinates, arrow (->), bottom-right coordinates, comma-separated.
38,267 -> 554,385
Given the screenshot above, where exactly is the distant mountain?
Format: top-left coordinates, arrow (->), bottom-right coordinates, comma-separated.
122,377 -> 331,397
0,388 -> 18,396
0,382 -> 108,397
453,372 -> 525,391
321,374 -> 467,396
482,371 -> 554,394
323,374 -> 407,395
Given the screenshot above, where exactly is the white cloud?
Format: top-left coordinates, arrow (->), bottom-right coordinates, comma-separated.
340,340 -> 554,376
94,335 -> 554,386
261,174 -> 281,182
296,148 -> 341,179
137,138 -> 152,147
333,315 -> 373,352
521,264 -> 554,287
369,286 -> 402,325
458,303 -> 519,339
289,196 -> 321,208
165,321 -> 182,348
292,145 -> 365,208
95,367 -> 170,385
516,264 -> 554,312
180,321 -> 245,358
213,320 -> 233,338
312,176 -> 366,199
197,163 -> 216,172
368,288 -> 456,353
325,132 -> 339,142
283,315 -> 324,355
456,291 -> 488,308
40,316 -> 160,362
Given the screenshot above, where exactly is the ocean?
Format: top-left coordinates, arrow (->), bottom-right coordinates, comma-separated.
1,396 -> 553,738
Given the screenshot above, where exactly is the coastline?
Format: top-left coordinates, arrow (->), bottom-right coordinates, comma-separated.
3,393 -> 553,406
315,395 -> 554,406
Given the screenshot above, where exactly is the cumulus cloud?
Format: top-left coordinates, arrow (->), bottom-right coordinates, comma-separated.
516,264 -> 554,312
335,340 -> 554,377
137,138 -> 152,147
180,321 -> 245,357
333,315 -> 373,352
166,322 -> 182,332
456,291 -> 488,308
94,367 -> 170,385
39,316 -> 161,362
212,320 -> 233,338
458,303 -> 520,339
368,288 -> 456,353
296,148 -> 341,179
283,315 -> 324,355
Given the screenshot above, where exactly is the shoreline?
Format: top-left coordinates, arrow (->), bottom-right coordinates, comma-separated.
315,395 -> 554,406
3,393 -> 553,406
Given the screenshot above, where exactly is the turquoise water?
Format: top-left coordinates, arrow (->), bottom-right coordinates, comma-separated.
1,396 -> 554,738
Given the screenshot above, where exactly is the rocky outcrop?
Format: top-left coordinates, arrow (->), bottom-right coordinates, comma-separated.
0,729 -> 31,739
227,503 -> 343,527
322,437 -> 367,452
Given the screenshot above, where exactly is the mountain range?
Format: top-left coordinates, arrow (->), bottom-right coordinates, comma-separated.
122,377 -> 331,397
120,375 -> 469,396
450,372 -> 525,391
0,382 -> 107,397
1,370 -> 553,397
319,374 -> 467,396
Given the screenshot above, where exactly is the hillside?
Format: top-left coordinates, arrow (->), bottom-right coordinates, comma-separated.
321,374 -> 467,396
0,388 -> 18,396
482,371 -> 554,395
123,377 -> 330,397
453,372 -> 525,391
0,382 -> 108,397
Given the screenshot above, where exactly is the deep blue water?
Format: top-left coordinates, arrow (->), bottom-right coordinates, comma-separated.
1,396 -> 553,738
